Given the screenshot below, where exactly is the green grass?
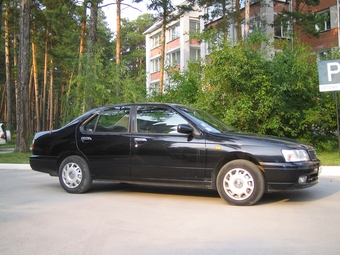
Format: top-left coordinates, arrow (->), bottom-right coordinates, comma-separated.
317,151 -> 340,166
1,143 -> 340,166
0,151 -> 31,163
0,141 -> 31,164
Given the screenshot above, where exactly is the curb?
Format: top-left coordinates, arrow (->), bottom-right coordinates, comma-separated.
0,164 -> 339,176
0,164 -> 31,170
319,166 -> 340,176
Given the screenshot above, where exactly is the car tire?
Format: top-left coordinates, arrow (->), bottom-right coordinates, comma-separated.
5,130 -> 11,142
59,156 -> 92,193
216,160 -> 265,206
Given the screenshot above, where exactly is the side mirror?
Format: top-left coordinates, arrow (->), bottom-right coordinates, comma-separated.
177,124 -> 193,135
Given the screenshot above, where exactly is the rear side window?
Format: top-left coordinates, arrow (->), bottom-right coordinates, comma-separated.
83,107 -> 130,133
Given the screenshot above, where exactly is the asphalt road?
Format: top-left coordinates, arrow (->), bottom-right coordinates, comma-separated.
1,168 -> 340,255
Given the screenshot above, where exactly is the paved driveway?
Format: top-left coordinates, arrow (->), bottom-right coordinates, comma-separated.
1,168 -> 340,255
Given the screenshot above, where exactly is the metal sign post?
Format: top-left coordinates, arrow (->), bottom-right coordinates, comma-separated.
318,60 -> 340,154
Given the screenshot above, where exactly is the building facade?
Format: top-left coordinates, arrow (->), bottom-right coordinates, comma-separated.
144,3 -> 201,93
144,0 -> 340,93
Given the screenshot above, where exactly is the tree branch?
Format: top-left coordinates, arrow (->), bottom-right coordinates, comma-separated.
99,2 -> 142,13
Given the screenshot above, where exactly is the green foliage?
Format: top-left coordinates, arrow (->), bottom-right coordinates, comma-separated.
280,0 -> 328,38
150,61 -> 203,105
151,30 -> 338,150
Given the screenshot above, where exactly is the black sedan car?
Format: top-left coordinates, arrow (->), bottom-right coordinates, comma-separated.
30,103 -> 320,206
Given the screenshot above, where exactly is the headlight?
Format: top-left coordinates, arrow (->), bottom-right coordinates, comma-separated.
282,149 -> 310,162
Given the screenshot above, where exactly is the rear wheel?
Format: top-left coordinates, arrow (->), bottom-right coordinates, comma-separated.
59,156 -> 92,193
216,160 -> 264,206
5,130 -> 11,142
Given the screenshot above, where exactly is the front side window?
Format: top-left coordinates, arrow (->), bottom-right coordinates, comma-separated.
83,107 -> 130,133
178,105 -> 236,133
136,106 -> 188,134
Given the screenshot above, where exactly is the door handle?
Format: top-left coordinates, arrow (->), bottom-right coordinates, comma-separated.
134,138 -> 147,143
81,137 -> 92,142
134,138 -> 147,148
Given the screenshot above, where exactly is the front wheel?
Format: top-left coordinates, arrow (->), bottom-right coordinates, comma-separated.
216,160 -> 265,206
59,156 -> 92,193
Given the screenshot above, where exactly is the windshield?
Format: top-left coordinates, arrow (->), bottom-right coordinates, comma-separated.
177,106 -> 236,133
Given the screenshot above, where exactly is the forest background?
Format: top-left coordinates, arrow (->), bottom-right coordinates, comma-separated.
0,0 -> 338,152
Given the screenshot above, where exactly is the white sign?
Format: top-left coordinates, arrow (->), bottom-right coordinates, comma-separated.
318,60 -> 340,92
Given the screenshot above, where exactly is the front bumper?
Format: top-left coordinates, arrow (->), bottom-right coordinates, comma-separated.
261,161 -> 320,192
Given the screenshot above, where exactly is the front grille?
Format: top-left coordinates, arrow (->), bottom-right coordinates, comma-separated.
308,172 -> 319,183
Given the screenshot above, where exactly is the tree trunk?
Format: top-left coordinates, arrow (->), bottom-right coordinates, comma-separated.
115,0 -> 121,97
42,26 -> 49,131
88,1 -> 98,58
31,28 -> 41,132
16,0 -> 30,152
159,20 -> 166,94
0,0 -> 3,39
222,1 -> 227,41
5,2 -> 11,131
84,0 -> 98,111
49,58 -> 54,130
14,27 -> 18,125
78,0 -> 86,74
116,0 -> 121,66
235,0 -> 242,42
244,0 -> 250,37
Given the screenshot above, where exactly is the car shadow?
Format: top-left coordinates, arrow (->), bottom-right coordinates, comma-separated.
78,177 -> 340,205
258,177 -> 340,205
89,181 -> 220,199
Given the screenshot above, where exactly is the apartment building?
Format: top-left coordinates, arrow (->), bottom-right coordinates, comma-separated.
144,0 -> 340,93
297,0 -> 339,54
144,2 -> 201,93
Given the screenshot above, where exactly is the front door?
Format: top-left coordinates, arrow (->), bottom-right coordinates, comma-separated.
130,105 -> 206,181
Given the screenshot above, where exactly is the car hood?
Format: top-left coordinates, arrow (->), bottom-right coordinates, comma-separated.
212,131 -> 313,150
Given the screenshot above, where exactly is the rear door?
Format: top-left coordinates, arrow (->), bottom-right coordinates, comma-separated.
76,106 -> 131,178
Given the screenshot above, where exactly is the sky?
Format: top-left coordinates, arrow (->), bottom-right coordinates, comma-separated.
102,0 -> 150,32
102,0 -> 184,32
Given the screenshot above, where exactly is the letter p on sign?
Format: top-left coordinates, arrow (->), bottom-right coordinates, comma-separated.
318,60 -> 340,92
327,62 -> 340,82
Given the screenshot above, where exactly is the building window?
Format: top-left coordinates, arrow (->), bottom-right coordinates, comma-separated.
274,14 -> 291,38
315,9 -> 331,32
241,18 -> 262,38
151,33 -> 161,48
190,48 -> 201,61
149,82 -> 159,93
151,57 -> 160,73
169,23 -> 180,41
190,21 -> 200,33
166,50 -> 180,66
